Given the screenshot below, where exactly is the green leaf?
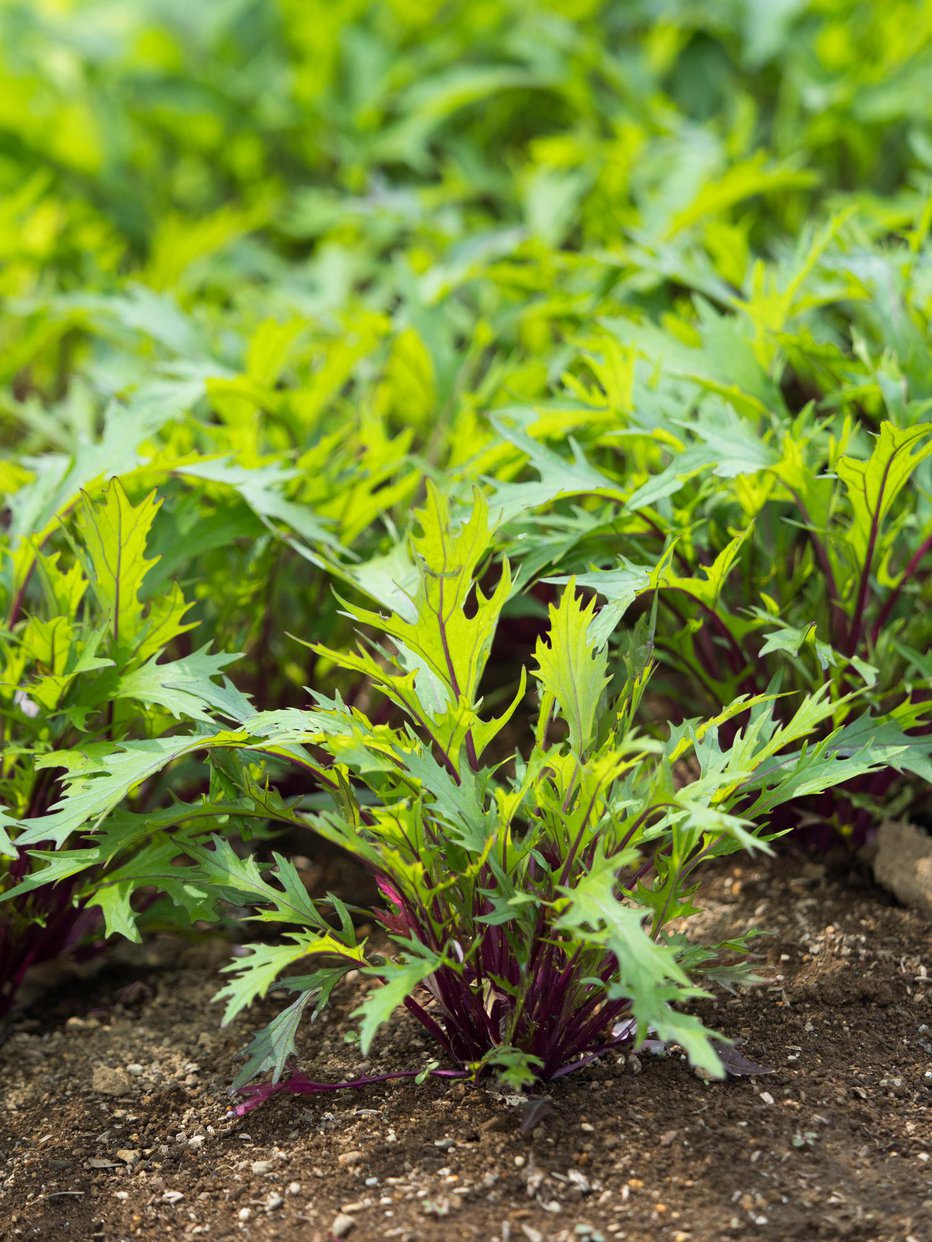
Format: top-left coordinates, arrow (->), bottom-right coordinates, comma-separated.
215,938 -> 329,1025
86,881 -> 141,942
232,968 -> 348,1089
75,479 -> 161,656
0,810 -> 20,859
114,646 -> 250,722
533,581 -> 610,756
556,856 -> 723,1076
835,422 -> 932,565
402,748 -> 493,854
182,837 -> 324,928
353,946 -> 443,1057
0,846 -> 102,898
233,990 -> 314,1088
15,735 -> 220,848
549,558 -> 654,645
330,485 -> 510,725
489,412 -> 624,523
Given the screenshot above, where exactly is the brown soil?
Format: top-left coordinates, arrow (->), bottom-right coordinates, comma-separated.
0,856 -> 929,1242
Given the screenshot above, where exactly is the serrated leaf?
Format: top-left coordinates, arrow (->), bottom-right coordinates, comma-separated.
353,947 -> 443,1057
232,968 -> 347,1089
836,422 -> 932,565
533,582 -> 610,756
16,735 -> 219,848
115,646 -> 249,722
86,881 -> 140,942
556,856 -> 723,1076
75,479 -> 161,656
326,486 -> 511,753
216,933 -> 366,1025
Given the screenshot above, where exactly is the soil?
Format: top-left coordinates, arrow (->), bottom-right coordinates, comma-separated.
0,855 -> 929,1242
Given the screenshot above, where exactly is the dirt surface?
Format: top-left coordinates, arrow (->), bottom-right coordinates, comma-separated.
1,856 -> 929,1242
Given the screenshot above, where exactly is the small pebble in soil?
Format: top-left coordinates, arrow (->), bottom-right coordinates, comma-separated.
331,1212 -> 356,1238
91,1066 -> 131,1097
287,1181 -> 301,1195
162,1190 -> 184,1204
338,1150 -> 364,1166
251,1159 -> 274,1175
265,1193 -> 284,1211
568,1170 -> 591,1193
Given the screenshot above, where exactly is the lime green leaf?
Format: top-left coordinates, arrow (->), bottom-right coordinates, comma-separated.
533,582 -> 610,756
835,422 -> 932,565
75,479 -> 161,656
215,935 -> 362,1025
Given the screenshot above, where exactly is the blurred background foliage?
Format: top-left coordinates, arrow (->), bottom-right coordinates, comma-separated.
1,0 -> 928,436
3,0 -> 932,255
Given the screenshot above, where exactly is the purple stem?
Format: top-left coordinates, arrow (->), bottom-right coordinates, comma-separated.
870,531 -> 932,645
232,1066 -> 468,1117
846,457 -> 894,656
783,486 -> 846,647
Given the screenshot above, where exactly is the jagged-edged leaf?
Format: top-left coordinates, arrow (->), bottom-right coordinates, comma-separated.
835,422 -> 932,564
86,881 -> 140,942
353,945 -> 444,1057
15,735 -> 225,847
533,582 -> 610,756
232,969 -> 347,1089
114,646 -> 249,722
330,485 -> 510,725
75,479 -> 161,655
216,932 -> 367,1025
556,856 -> 723,1076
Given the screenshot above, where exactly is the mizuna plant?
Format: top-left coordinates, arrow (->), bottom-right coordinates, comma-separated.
0,479 -> 250,1014
99,487 -> 893,1109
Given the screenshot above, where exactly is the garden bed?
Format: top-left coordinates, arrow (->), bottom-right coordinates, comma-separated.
3,7 -> 932,1240
1,855 -> 928,1242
